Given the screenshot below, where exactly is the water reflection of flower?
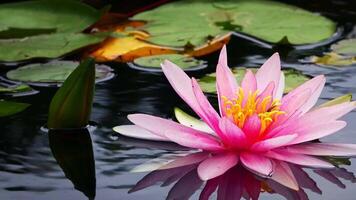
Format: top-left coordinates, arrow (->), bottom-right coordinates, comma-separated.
129,152 -> 356,200
115,46 -> 356,189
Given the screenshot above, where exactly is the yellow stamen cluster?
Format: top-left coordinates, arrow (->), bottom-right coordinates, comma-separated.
222,88 -> 285,134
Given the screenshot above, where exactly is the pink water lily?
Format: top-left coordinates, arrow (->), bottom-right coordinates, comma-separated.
114,46 -> 356,183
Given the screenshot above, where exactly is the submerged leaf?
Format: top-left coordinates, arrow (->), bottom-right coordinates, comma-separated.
6,61 -> 114,85
0,100 -> 30,117
331,39 -> 356,56
0,33 -> 105,62
131,54 -> 207,71
198,68 -> 310,94
47,58 -> 95,129
310,53 -> 356,66
0,84 -> 33,93
319,94 -> 353,108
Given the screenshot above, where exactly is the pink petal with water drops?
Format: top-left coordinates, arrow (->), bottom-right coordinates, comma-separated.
287,143 -> 356,156
197,153 -> 238,181
240,152 -> 274,176
265,150 -> 334,168
113,125 -> 169,141
255,53 -> 281,95
216,46 -> 238,116
164,129 -> 224,151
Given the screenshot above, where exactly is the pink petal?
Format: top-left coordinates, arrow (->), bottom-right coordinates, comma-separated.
240,152 -> 273,176
128,113 -> 211,138
287,143 -> 356,156
291,121 -> 347,145
197,153 -> 238,181
297,102 -> 355,126
255,53 -> 281,95
241,69 -> 257,96
251,134 -> 297,152
275,72 -> 285,99
242,114 -> 261,140
257,81 -> 275,101
280,88 -> 311,119
282,75 -> 326,114
161,60 -> 206,123
113,125 -> 169,141
191,78 -> 222,134
265,150 -> 334,168
160,152 -> 210,170
216,46 -> 238,116
164,129 -> 224,151
271,161 -> 299,190
219,117 -> 248,148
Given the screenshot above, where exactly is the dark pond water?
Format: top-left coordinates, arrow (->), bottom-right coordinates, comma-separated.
1,0 -> 356,199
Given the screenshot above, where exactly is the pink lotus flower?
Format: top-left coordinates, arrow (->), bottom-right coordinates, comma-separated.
114,46 -> 356,184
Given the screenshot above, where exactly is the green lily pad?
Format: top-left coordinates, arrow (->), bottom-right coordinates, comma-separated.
0,33 -> 105,62
198,67 -> 310,94
319,94 -> 353,108
132,0 -> 335,47
6,60 -> 114,86
130,54 -> 207,71
0,84 -> 34,94
0,0 -> 101,35
0,100 -> 30,117
331,39 -> 356,56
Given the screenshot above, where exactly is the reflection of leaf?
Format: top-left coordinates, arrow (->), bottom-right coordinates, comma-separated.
319,94 -> 353,108
0,100 -> 30,117
47,58 -> 95,129
6,61 -> 113,85
132,54 -> 206,70
49,129 -> 96,199
331,39 -> 356,56
324,156 -> 351,167
310,53 -> 356,66
198,68 -> 310,94
0,0 -> 101,35
0,33 -> 105,62
132,0 -> 335,46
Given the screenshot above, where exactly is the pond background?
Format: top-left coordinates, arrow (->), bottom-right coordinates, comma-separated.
1,0 -> 356,199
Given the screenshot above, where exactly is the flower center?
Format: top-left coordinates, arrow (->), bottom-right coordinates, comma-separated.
222,88 -> 285,134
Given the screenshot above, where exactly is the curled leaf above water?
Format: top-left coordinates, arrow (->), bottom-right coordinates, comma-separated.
310,53 -> 356,67
6,60 -> 114,86
47,58 -> 95,129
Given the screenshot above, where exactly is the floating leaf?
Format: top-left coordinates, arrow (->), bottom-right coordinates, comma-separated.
0,84 -> 33,93
331,39 -> 356,56
47,58 -> 95,129
130,54 -> 207,71
174,108 -> 213,133
49,129 -> 96,199
310,53 -> 356,66
0,33 -> 105,62
198,67 -> 310,94
132,0 -> 335,46
0,100 -> 30,117
319,94 -> 353,108
0,0 -> 101,35
6,61 -> 114,86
